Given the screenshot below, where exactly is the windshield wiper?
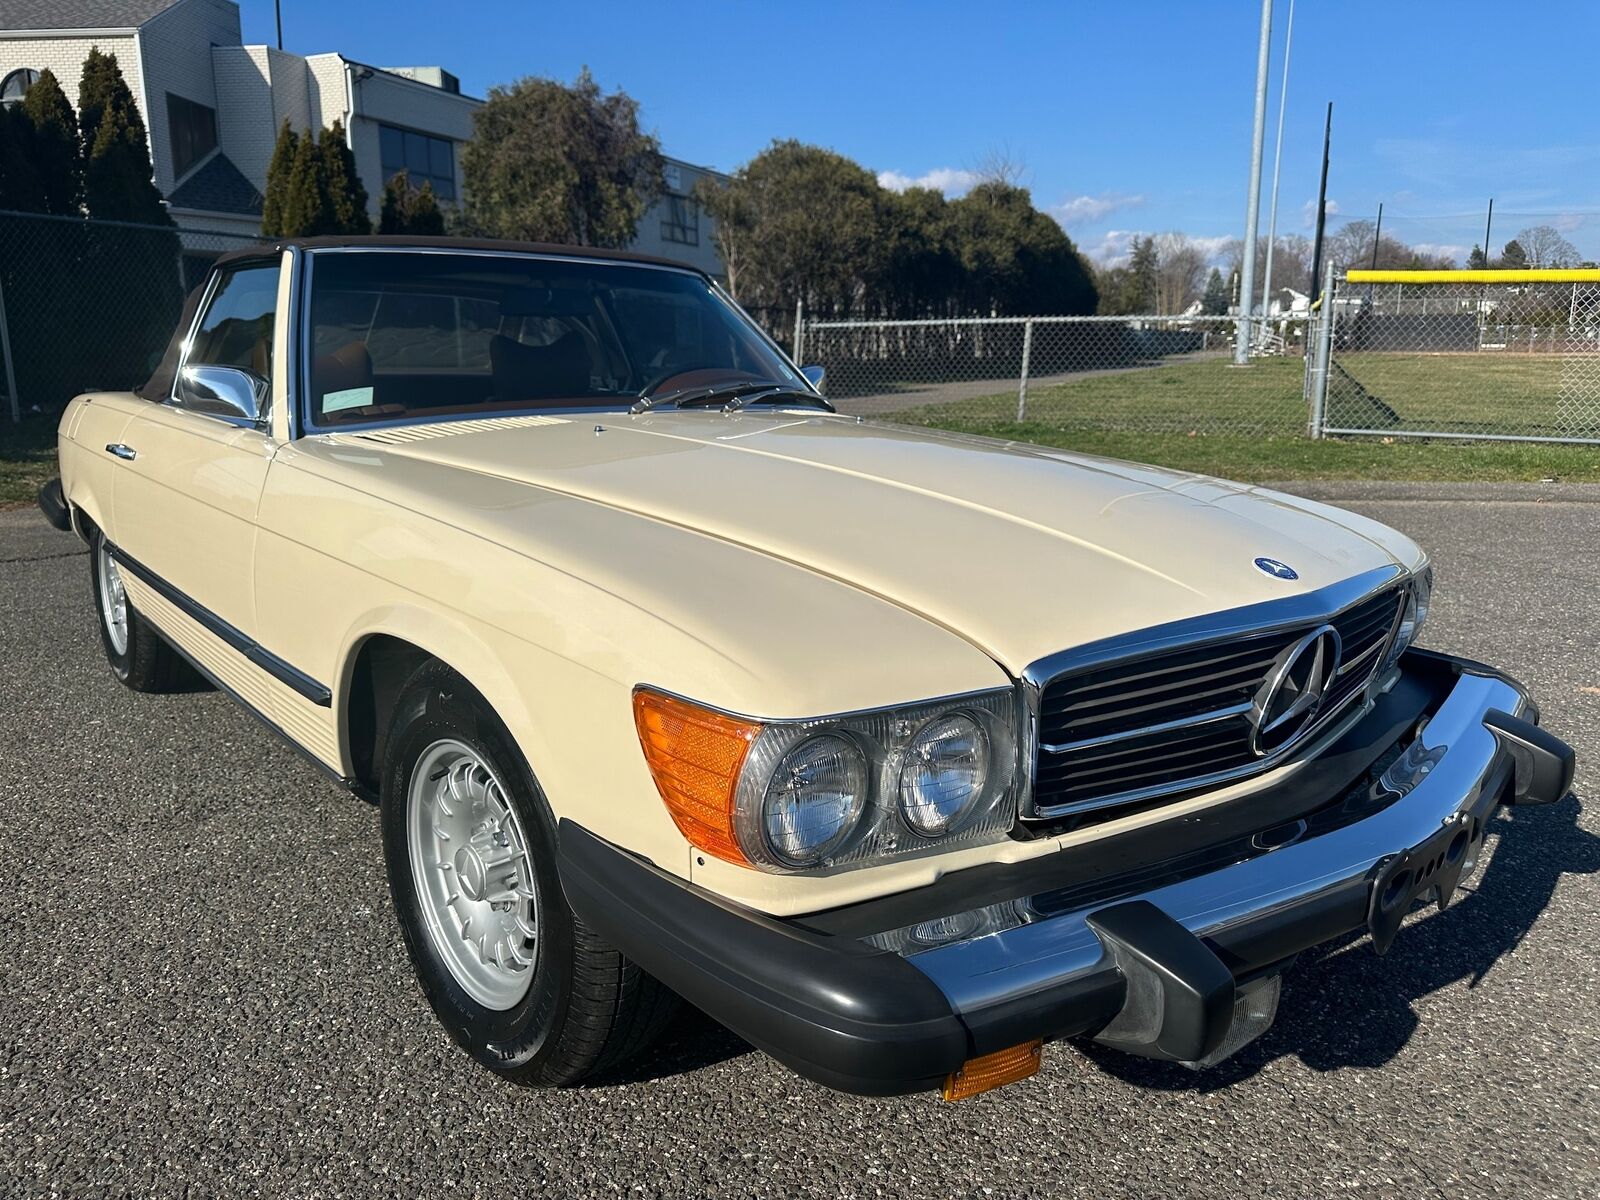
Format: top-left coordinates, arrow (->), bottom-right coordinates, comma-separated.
630,379 -> 829,415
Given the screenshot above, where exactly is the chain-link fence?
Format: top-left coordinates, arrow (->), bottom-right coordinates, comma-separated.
798,313 -> 1310,436
0,209 -> 267,422
1321,274 -> 1600,443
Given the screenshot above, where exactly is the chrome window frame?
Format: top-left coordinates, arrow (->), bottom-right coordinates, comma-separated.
171,255 -> 283,430
1018,564 -> 1412,823
291,246 -> 828,439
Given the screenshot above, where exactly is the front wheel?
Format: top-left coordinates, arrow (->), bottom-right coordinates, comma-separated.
380,661 -> 676,1084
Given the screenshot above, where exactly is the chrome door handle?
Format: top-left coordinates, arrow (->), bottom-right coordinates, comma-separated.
105,443 -> 137,460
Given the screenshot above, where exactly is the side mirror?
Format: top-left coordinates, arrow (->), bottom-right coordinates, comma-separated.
800,364 -> 826,392
180,364 -> 267,424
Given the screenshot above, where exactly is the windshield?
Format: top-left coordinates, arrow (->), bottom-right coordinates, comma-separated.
302,250 -> 799,428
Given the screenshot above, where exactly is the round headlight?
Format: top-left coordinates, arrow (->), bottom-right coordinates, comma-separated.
759,734 -> 868,866
1385,567 -> 1433,669
899,713 -> 990,837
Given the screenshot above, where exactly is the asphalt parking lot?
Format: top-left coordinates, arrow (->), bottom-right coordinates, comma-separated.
2,482 -> 1597,1199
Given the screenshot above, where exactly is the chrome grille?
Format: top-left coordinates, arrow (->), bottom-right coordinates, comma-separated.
1030,584 -> 1406,823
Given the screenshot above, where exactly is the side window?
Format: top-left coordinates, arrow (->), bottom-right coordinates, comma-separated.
184,264 -> 281,404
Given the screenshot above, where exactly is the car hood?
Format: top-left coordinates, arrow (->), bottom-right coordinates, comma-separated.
330,412 -> 1420,674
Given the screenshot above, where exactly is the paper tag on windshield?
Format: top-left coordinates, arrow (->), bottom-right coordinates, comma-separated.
323,386 -> 374,414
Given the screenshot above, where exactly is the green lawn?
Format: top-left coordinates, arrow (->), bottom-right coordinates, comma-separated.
0,414 -> 59,509
891,354 -> 1600,482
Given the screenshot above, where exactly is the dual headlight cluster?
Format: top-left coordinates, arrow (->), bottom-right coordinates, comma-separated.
634,687 -> 1019,873
1382,564 -> 1433,672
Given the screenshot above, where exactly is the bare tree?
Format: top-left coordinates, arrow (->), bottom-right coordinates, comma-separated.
1153,233 -> 1206,315
972,144 -> 1027,188
1514,224 -> 1581,268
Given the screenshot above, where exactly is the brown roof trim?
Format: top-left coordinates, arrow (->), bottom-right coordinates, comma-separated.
217,235 -> 706,276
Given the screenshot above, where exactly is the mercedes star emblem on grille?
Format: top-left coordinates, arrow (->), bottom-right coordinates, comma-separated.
1250,624 -> 1342,756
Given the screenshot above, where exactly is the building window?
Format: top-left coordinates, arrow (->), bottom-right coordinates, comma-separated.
167,93 -> 217,178
661,194 -> 699,246
1,68 -> 39,107
378,123 -> 456,201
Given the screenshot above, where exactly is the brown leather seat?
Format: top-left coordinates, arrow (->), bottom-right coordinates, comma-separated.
489,332 -> 591,402
314,341 -> 375,397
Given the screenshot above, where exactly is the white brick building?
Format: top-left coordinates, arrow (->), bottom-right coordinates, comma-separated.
0,0 -> 729,273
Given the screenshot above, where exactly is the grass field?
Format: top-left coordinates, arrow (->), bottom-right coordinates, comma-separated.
0,415 -> 58,509
893,354 -> 1600,482
5,353 -> 1598,504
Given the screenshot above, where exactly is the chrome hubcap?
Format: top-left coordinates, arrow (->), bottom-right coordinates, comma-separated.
406,740 -> 539,1009
97,543 -> 129,655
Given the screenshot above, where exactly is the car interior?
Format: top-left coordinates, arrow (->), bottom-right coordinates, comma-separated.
305,253 -> 783,427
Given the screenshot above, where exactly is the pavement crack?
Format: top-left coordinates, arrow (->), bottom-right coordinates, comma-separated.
0,549 -> 87,565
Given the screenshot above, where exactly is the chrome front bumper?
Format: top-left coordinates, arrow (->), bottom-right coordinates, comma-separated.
908,658 -> 1572,1064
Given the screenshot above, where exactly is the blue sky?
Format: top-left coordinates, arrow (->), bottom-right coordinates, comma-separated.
249,0 -> 1600,265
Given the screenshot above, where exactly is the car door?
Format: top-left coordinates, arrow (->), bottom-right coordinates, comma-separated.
110,259 -> 281,672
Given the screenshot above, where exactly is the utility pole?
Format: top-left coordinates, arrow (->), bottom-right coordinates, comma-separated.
275,1 -> 283,50
1233,0 -> 1274,366
1260,0 -> 1295,340
1481,198 -> 1494,267
1308,102 -> 1332,298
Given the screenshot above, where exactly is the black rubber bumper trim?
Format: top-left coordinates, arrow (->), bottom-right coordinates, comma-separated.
1483,708 -> 1574,806
37,478 -> 72,533
557,821 -> 969,1096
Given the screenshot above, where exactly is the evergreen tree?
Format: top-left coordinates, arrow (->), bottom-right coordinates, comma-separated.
1126,236 -> 1158,313
1200,266 -> 1229,315
378,169 -> 409,234
1499,239 -> 1528,270
77,47 -> 168,223
279,126 -> 332,236
21,69 -> 81,215
379,170 -> 445,235
1466,244 -> 1489,270
407,181 -> 444,235
320,121 -> 371,234
0,106 -> 45,212
261,120 -> 299,236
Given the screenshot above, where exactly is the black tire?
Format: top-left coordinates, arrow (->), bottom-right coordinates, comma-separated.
89,528 -> 195,693
380,659 -> 677,1085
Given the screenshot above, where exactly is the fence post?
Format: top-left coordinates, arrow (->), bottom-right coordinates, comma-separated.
792,298 -> 804,365
1016,318 -> 1034,421
0,274 -> 19,423
1308,263 -> 1336,439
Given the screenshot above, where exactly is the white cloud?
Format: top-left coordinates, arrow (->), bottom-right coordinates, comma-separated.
877,167 -> 980,197
1550,212 -> 1587,233
1412,242 -> 1467,261
1090,230 -> 1237,267
1300,197 -> 1340,228
1089,229 -> 1139,265
1188,234 -> 1235,261
1050,192 -> 1145,227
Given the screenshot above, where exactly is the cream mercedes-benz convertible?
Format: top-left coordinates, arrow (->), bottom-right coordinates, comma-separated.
41,237 -> 1572,1099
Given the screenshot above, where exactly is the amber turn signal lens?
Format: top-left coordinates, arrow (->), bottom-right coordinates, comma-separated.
633,689 -> 761,867
940,1040 -> 1043,1101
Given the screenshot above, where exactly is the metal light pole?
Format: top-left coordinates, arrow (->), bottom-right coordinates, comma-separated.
1259,0 -> 1295,342
1233,0 -> 1274,366
1308,102 -> 1332,297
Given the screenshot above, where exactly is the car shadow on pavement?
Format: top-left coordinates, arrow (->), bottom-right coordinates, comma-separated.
1078,792 -> 1599,1091
583,1007 -> 755,1088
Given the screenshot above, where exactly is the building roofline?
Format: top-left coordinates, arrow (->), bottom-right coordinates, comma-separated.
299,52 -> 485,105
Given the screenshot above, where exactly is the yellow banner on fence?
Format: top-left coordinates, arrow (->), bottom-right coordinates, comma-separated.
1346,268 -> 1600,284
